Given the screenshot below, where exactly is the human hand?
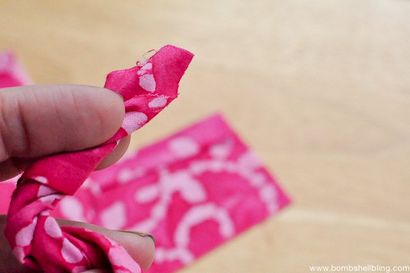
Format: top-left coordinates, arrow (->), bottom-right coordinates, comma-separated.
0,85 -> 154,272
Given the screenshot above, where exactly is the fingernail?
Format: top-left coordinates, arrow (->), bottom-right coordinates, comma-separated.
118,230 -> 155,243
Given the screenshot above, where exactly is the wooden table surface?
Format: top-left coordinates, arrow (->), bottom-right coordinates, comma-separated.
1,1 -> 409,272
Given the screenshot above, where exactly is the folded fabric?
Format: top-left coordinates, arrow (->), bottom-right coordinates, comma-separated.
3,45 -> 193,273
0,49 -> 291,273
51,113 -> 291,273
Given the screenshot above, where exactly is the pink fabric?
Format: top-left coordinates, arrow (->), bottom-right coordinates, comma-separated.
3,45 -> 194,273
0,51 -> 31,88
52,113 -> 291,273
0,48 -> 291,273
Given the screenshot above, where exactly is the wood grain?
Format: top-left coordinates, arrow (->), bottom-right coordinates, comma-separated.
1,0 -> 409,272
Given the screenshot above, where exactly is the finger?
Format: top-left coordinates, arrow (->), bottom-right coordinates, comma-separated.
0,158 -> 21,181
0,136 -> 131,181
0,85 -> 125,161
0,157 -> 35,181
58,219 -> 155,271
96,136 -> 131,170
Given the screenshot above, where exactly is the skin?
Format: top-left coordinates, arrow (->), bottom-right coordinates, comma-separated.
0,85 -> 155,272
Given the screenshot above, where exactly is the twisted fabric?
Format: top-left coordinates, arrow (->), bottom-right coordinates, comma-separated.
4,45 -> 193,273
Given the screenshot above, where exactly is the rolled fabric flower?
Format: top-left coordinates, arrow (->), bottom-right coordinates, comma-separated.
4,45 -> 194,273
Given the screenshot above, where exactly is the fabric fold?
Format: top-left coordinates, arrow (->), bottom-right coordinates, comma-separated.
4,45 -> 194,273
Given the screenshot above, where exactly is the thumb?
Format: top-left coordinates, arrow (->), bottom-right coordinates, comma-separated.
0,85 -> 126,180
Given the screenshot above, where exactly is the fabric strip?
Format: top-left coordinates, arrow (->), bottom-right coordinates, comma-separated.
0,48 -> 291,273
3,45 -> 193,273
52,113 -> 291,273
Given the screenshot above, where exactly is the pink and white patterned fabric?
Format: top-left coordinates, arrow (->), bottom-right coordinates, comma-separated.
53,113 -> 291,273
0,48 -> 291,273
2,45 -> 194,273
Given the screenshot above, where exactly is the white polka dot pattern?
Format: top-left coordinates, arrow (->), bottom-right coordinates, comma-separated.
149,96 -> 167,108
122,111 -> 148,134
88,114 -> 291,273
168,137 -> 200,158
139,74 -> 156,92
4,45 -> 193,273
100,202 -> 126,230
61,239 -> 83,263
34,176 -> 48,184
59,196 -> 85,221
15,218 -> 37,247
44,217 -> 62,238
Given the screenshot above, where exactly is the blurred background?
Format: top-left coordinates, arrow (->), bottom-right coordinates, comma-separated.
1,0 -> 409,272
